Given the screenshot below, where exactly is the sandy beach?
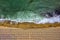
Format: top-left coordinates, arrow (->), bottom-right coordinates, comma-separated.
0,27 -> 60,40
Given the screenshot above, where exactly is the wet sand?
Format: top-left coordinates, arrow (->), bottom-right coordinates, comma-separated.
0,21 -> 60,29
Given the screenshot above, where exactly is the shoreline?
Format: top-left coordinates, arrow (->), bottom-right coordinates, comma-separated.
0,21 -> 60,29
0,15 -> 60,29
0,15 -> 60,24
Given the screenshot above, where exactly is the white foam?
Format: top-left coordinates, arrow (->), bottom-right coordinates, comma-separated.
38,15 -> 60,24
0,15 -> 60,24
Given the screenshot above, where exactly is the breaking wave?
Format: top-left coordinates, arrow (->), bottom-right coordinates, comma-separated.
0,11 -> 60,24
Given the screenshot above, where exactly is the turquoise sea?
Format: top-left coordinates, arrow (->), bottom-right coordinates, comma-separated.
0,0 -> 60,23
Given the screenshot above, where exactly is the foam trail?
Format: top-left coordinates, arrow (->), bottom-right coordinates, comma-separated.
0,15 -> 60,24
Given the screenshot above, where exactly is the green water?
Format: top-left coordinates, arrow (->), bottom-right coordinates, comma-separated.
0,0 -> 60,21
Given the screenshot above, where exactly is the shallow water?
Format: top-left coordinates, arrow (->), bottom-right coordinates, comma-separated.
0,0 -> 60,24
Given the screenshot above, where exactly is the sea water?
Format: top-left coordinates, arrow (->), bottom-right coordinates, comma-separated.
0,0 -> 60,24
0,11 -> 60,24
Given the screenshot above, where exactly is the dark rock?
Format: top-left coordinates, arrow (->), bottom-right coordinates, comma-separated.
55,8 -> 60,15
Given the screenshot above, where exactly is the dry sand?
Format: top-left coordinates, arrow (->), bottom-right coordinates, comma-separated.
0,27 -> 60,40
